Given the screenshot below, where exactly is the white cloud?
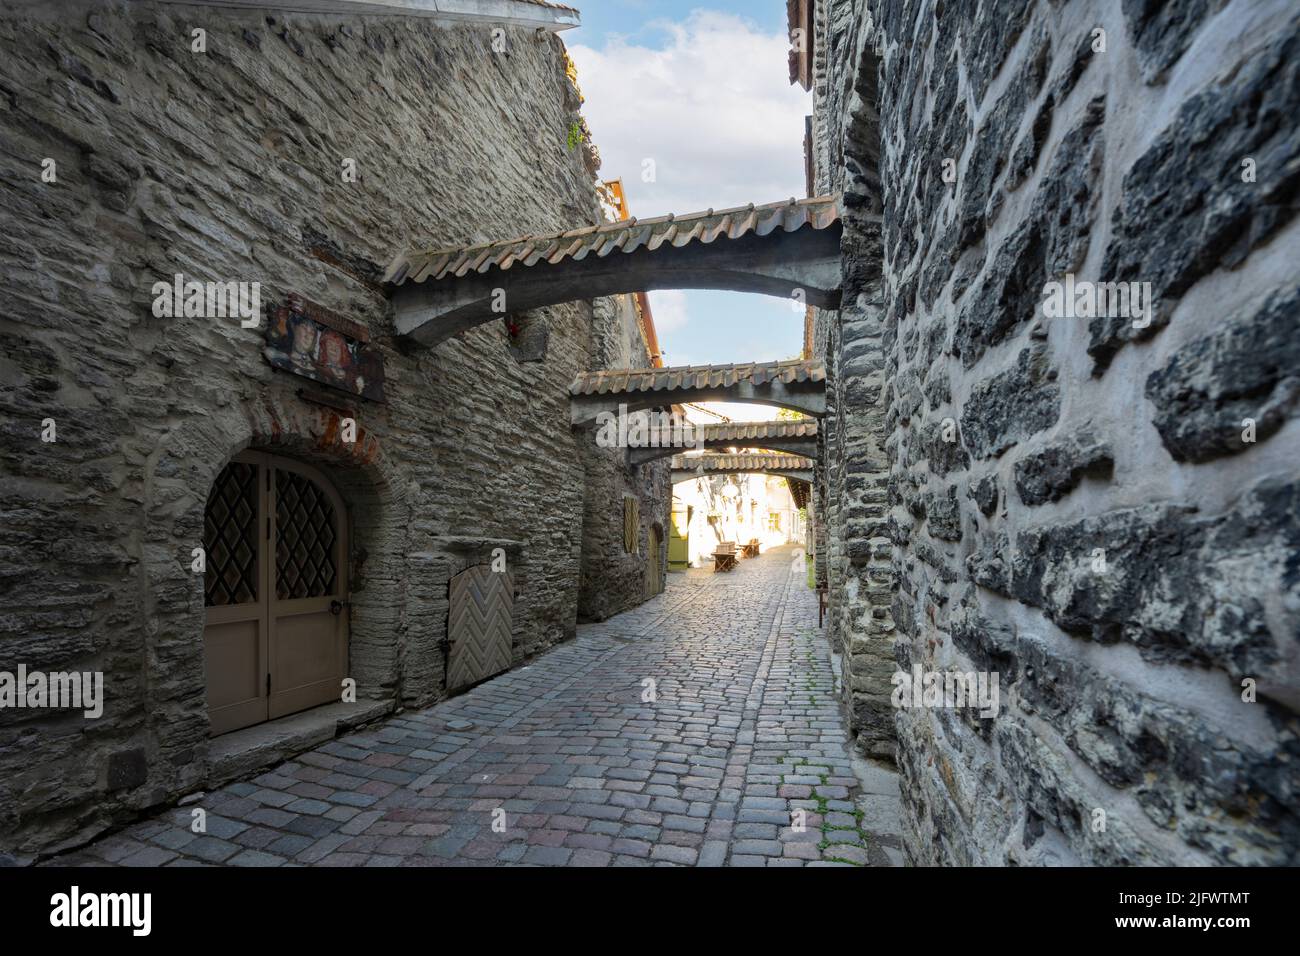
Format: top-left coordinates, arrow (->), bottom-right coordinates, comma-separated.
647,289 -> 690,334
570,11 -> 811,218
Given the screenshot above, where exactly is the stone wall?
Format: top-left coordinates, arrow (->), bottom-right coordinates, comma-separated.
577,294 -> 669,622
0,0 -> 653,856
809,0 -> 897,761
817,0 -> 1299,863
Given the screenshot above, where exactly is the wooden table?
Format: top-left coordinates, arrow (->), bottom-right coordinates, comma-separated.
713,542 -> 737,572
741,539 -> 760,559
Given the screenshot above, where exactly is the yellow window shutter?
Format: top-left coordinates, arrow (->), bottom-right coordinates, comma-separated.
623,497 -> 639,553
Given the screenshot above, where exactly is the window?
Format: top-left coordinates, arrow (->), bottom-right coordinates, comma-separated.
768,512 -> 782,533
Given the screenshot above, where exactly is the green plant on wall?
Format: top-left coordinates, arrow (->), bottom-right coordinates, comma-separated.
566,121 -> 585,151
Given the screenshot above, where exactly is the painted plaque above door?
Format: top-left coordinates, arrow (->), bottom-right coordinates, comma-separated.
264,294 -> 386,402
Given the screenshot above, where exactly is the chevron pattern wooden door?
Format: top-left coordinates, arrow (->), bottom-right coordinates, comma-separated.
447,565 -> 514,692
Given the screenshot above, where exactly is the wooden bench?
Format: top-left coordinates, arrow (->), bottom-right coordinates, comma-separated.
741,539 -> 760,559
713,541 -> 737,572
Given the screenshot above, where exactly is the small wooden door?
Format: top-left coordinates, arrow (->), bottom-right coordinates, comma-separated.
203,452 -> 349,736
447,565 -> 514,693
645,525 -> 662,598
668,504 -> 690,570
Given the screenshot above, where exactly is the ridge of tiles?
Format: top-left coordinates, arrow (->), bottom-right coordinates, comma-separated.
669,453 -> 814,470
570,359 -> 825,396
699,419 -> 817,440
385,195 -> 841,286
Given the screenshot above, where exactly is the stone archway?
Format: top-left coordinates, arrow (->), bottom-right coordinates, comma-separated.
142,390 -> 413,786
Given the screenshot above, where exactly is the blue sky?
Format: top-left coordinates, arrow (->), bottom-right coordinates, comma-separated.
567,0 -> 788,49
566,2 -> 811,405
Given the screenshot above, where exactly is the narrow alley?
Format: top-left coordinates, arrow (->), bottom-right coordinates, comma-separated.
50,547 -> 901,868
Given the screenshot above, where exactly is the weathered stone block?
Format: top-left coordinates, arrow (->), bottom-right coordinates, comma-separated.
107,748 -> 148,792
968,472 -> 1000,517
925,486 -> 962,541
1093,24 -> 1300,368
960,346 -> 1061,459
954,97 -> 1104,368
1145,285 -> 1300,462
1011,477 -> 1297,680
1123,0 -> 1230,82
1013,426 -> 1113,506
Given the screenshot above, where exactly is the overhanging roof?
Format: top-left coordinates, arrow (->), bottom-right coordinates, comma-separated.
387,197 -> 844,347
671,453 -> 814,472
154,0 -> 580,29
628,418 -> 819,466
670,452 -> 815,486
570,359 -> 828,423
699,419 -> 817,442
387,196 -> 839,286
571,359 -> 824,397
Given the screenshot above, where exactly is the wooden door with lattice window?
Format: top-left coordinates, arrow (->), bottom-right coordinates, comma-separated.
203,451 -> 349,736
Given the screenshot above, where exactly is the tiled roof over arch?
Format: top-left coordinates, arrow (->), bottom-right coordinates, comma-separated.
670,453 -> 814,473
385,196 -> 840,286
569,360 -> 827,424
570,359 -> 825,397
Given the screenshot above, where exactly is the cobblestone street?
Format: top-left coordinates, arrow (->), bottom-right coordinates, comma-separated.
52,546 -> 902,867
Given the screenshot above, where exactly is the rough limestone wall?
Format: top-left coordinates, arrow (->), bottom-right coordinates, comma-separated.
577,295 -> 669,622
0,1 -> 640,856
811,0 -> 897,760
866,0 -> 1299,864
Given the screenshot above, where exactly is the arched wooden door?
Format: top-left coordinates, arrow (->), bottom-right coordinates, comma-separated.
203,451 -> 349,736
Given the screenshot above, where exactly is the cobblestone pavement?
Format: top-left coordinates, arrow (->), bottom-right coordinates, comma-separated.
53,545 -> 903,867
